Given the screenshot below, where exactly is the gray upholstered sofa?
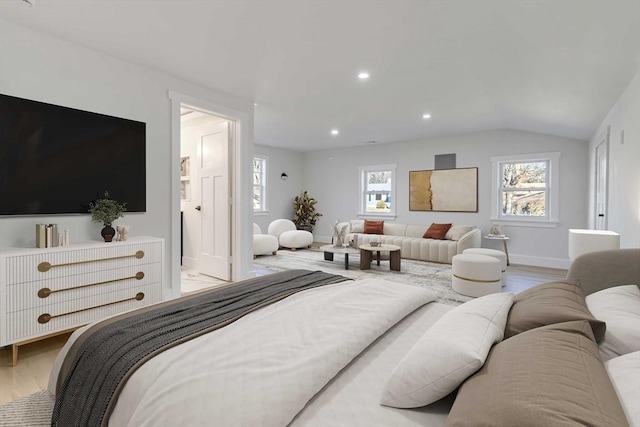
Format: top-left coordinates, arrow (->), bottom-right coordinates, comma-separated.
337,220 -> 481,264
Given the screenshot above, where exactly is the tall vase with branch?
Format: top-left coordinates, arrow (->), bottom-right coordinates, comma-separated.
331,221 -> 349,247
292,190 -> 322,232
88,191 -> 126,242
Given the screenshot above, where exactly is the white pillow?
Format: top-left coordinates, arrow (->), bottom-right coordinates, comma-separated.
586,285 -> 640,361
605,351 -> 640,427
444,225 -> 474,241
380,292 -> 514,408
350,220 -> 364,233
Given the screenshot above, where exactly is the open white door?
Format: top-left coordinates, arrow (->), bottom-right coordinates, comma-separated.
595,136 -> 608,230
197,121 -> 231,280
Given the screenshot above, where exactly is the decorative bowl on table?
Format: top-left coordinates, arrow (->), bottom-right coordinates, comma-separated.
370,241 -> 379,247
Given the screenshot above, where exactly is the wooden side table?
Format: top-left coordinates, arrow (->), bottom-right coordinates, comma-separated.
483,235 -> 510,265
359,244 -> 402,271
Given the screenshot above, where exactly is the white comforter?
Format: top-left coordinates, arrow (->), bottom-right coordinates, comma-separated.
49,279 -> 438,427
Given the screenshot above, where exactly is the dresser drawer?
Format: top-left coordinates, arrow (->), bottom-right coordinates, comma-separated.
5,282 -> 163,342
6,263 -> 162,313
3,241 -> 162,285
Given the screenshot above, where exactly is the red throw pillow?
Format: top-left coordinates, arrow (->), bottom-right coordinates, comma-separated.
423,223 -> 452,239
363,220 -> 384,234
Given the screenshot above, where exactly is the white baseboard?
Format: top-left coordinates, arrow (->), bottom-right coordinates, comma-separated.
509,254 -> 571,270
314,234 -> 333,244
182,256 -> 197,269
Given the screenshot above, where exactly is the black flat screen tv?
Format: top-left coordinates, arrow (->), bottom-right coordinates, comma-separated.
0,94 -> 146,215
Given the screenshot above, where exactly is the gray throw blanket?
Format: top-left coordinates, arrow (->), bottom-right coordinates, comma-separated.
52,269 -> 348,427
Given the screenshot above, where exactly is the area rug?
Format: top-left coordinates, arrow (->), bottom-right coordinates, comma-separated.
0,390 -> 53,427
254,248 -> 472,306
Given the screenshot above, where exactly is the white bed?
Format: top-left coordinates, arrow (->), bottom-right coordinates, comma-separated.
49,278 -> 453,427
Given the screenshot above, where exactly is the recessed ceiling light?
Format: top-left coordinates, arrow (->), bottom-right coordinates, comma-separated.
358,72 -> 370,80
254,102 -> 258,106
422,113 -> 432,119
331,129 -> 339,135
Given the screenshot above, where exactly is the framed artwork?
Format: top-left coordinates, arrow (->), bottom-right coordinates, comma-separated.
180,157 -> 190,177
180,180 -> 190,201
180,156 -> 190,200
409,167 -> 478,212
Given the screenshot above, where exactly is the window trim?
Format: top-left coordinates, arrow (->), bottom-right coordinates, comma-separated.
357,164 -> 397,219
490,152 -> 560,227
253,155 -> 268,213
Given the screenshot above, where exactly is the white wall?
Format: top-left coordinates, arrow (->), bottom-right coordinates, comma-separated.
302,129 -> 589,269
0,19 -> 255,295
253,145 -> 304,232
588,71 -> 640,248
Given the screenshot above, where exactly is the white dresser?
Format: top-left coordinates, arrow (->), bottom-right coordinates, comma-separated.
0,236 -> 164,365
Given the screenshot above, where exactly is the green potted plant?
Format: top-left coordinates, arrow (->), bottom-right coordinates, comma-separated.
293,190 -> 322,232
88,191 -> 126,242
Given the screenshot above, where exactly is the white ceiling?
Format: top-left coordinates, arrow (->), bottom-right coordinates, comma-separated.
1,0 -> 639,152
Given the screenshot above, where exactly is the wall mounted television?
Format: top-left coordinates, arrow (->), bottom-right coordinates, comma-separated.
0,94 -> 146,216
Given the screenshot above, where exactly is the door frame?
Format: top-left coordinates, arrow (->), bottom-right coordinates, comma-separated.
594,127 -> 610,230
169,91 -> 251,299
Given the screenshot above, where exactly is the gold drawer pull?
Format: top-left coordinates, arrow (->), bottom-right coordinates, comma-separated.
38,292 -> 145,324
38,272 -> 145,298
38,250 -> 145,272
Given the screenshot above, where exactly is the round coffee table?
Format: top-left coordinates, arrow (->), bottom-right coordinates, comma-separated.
359,244 -> 401,271
320,244 -> 360,270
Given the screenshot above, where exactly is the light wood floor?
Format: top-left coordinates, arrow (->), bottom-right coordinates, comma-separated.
0,262 -> 566,406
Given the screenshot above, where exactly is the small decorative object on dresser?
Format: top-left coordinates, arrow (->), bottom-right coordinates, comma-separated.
88,191 -> 127,242
116,225 -> 130,241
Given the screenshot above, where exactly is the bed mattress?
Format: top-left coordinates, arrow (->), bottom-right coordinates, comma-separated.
290,301 -> 454,427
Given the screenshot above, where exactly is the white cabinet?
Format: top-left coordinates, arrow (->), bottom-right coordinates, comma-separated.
0,236 -> 164,365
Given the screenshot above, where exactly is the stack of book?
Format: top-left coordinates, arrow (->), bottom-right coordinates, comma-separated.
35,224 -> 62,248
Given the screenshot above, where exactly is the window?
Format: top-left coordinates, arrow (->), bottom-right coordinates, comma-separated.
253,156 -> 267,212
359,164 -> 396,218
491,152 -> 560,226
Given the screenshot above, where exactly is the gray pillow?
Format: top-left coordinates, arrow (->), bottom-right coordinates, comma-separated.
505,280 -> 606,342
447,320 -> 628,427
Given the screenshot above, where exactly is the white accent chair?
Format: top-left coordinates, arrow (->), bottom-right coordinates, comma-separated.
253,223 -> 279,258
452,253 -> 502,297
268,219 -> 313,251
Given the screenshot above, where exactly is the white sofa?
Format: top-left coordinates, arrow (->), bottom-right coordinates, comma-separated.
339,220 -> 481,264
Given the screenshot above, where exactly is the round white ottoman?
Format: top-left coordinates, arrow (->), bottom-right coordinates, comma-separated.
268,219 -> 314,251
452,254 -> 502,297
463,248 -> 507,286
279,229 -> 313,250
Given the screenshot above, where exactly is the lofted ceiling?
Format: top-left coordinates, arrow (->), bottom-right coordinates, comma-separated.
1,0 -> 639,152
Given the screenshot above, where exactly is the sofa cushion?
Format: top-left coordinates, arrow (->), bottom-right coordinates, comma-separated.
447,320 -> 629,427
505,281 -> 606,342
605,351 -> 640,426
384,222 -> 407,237
380,293 -> 514,408
444,225 -> 475,241
405,224 -> 429,238
363,219 -> 384,234
586,284 -> 640,361
350,220 -> 364,233
423,223 -> 452,240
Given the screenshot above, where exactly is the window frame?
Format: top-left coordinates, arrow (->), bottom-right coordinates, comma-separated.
253,155 -> 268,214
490,152 -> 560,227
358,164 -> 397,219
